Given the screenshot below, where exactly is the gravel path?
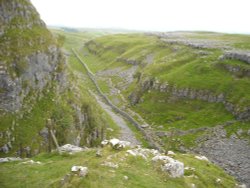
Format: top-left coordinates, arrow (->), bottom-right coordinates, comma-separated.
91,92 -> 141,146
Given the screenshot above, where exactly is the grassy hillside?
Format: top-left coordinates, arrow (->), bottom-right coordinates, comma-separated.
43,29 -> 249,186
75,32 -> 250,150
0,146 -> 237,188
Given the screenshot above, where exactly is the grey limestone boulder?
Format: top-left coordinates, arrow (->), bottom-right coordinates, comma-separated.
59,144 -> 85,153
161,160 -> 184,178
71,166 -> 88,177
152,155 -> 184,178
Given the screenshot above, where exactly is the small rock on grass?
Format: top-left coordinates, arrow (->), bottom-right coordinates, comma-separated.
194,155 -> 209,162
96,149 -> 102,157
167,151 -> 175,155
216,178 -> 222,184
161,160 -> 184,178
0,157 -> 22,163
101,161 -> 119,169
71,166 -> 88,177
22,160 -> 42,164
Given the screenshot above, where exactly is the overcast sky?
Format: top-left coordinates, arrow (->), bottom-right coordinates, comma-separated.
31,0 -> 250,33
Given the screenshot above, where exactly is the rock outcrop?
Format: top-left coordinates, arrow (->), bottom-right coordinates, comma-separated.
0,0 -> 106,157
218,62 -> 250,78
129,78 -> 250,121
0,0 -> 66,113
102,139 -> 184,178
58,144 -> 86,154
223,51 -> 250,65
0,0 -> 68,156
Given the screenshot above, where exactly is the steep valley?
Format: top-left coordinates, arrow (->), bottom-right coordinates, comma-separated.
0,0 -> 250,187
77,32 -> 250,185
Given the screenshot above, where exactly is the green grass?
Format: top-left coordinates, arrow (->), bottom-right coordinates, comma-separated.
73,32 -> 250,149
187,31 -> 250,49
0,73 -> 120,157
0,147 -> 237,188
51,29 -> 104,50
0,27 -> 120,156
133,91 -> 234,131
81,33 -> 250,107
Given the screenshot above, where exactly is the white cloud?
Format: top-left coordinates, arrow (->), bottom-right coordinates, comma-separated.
31,0 -> 250,33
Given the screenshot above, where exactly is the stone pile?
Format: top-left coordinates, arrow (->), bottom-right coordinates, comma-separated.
101,138 -> 131,149
58,144 -> 86,154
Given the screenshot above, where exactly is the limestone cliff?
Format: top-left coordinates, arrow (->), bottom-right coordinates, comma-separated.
0,0 -> 107,157
0,0 -> 66,113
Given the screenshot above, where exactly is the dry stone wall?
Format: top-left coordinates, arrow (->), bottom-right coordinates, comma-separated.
72,49 -> 164,152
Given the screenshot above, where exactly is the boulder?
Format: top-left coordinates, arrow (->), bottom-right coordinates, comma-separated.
216,178 -> 222,184
102,139 -> 131,149
152,155 -> 184,178
152,155 -> 174,163
167,151 -> 176,156
22,160 -> 41,164
127,147 -> 160,160
109,138 -> 120,147
59,144 -> 85,153
0,157 -> 22,163
96,149 -> 102,157
101,161 -> 119,169
161,160 -> 184,178
107,128 -> 114,132
71,166 -> 88,177
236,184 -> 247,188
195,155 -> 209,162
191,183 -> 196,188
101,140 -> 109,146
126,150 -> 138,157
141,124 -> 149,128
118,141 -> 131,148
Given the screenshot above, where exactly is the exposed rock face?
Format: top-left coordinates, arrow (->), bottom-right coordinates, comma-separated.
0,66 -> 22,111
129,78 -> 250,121
158,36 -> 230,49
0,0 -> 45,32
219,63 -> 250,78
223,51 -> 250,65
0,157 -> 22,163
128,75 -> 250,184
0,0 -> 74,156
0,0 -> 66,113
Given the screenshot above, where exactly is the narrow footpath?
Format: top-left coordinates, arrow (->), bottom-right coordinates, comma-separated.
73,48 -> 163,151
90,92 -> 141,146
